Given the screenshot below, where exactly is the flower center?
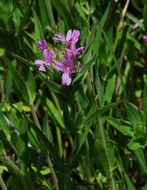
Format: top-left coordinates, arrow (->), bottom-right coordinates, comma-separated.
66,67 -> 70,72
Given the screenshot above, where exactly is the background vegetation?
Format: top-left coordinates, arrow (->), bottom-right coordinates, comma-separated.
0,0 -> 147,189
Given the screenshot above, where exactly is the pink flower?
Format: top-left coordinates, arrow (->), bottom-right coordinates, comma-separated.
54,30 -> 80,48
35,49 -> 53,72
35,31 -> 84,86
54,56 -> 75,86
143,35 -> 147,42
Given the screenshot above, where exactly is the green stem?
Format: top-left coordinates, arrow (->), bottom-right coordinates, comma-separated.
30,104 -> 41,130
0,154 -> 23,176
0,176 -> 7,190
0,155 -> 30,190
30,103 -> 59,190
47,155 -> 59,190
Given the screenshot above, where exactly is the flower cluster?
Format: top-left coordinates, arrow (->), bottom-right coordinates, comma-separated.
35,30 -> 84,86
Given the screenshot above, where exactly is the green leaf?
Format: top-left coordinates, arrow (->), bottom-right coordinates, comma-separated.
117,159 -> 136,190
30,120 -> 64,171
10,63 -> 36,104
62,103 -> 74,131
42,111 -> 53,143
73,56 -> 96,84
43,77 -> 74,105
127,138 -> 144,151
50,0 -> 75,28
125,102 -> 144,132
94,134 -> 115,177
142,184 -> 147,190
26,69 -> 36,104
0,165 -> 8,175
0,140 -> 5,154
116,25 -> 129,59
144,5 -> 147,31
127,12 -> 144,29
124,172 -> 136,190
5,67 -> 12,100
33,10 -> 44,40
10,62 -> 30,104
46,98 -> 65,129
0,154 -> 24,177
86,101 -> 122,126
134,148 -> 147,175
92,3 -> 110,56
0,111 -> 11,142
11,53 -> 31,67
104,74 -> 116,103
143,84 -> 147,118
105,116 -> 134,137
78,101 -> 122,150
18,1 -> 33,33
28,128 -> 42,153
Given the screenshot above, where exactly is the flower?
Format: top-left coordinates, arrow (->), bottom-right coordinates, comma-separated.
54,30 -> 80,48
35,30 -> 84,86
35,60 -> 46,71
43,49 -> 53,63
143,35 -> 147,42
37,40 -> 47,52
54,56 -> 75,86
35,49 -> 53,72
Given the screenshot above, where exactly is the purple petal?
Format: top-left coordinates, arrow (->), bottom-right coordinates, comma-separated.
143,35 -> 147,42
43,49 -> 53,63
64,57 -> 75,73
72,30 -> 80,38
72,30 -> 80,45
54,33 -> 66,44
66,30 -> 72,41
65,46 -> 84,57
37,40 -> 47,52
34,60 -> 46,71
65,48 -> 73,56
39,64 -> 46,72
54,61 -> 66,72
64,55 -> 73,65
75,47 -> 84,55
35,60 -> 45,65
62,72 -> 72,86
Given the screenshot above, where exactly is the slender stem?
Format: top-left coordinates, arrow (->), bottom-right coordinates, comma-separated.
118,0 -> 130,30
0,155 -> 30,190
47,155 -> 59,190
0,176 -> 7,190
1,154 -> 23,176
112,0 -> 130,100
30,103 -> 59,190
30,104 -> 41,130
114,0 -> 130,52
